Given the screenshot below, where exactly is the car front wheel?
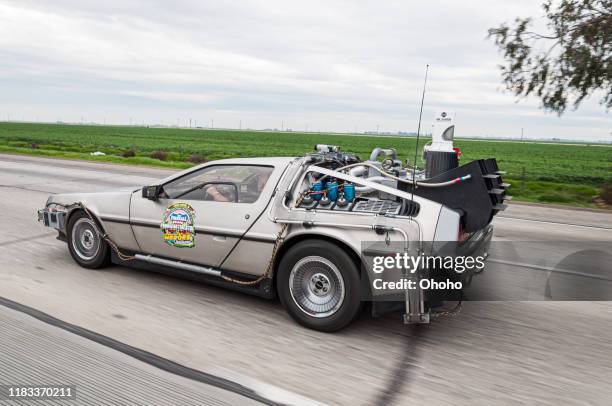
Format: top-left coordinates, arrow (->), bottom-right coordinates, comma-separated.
67,211 -> 110,269
277,239 -> 362,332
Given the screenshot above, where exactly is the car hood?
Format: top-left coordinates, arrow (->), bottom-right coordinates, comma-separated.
45,187 -> 139,213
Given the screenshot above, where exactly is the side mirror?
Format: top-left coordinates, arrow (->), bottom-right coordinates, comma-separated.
142,185 -> 162,201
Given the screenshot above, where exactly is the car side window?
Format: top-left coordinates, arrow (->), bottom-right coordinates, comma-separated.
161,165 -> 274,203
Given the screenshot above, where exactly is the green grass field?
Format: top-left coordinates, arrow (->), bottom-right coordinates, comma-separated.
0,122 -> 610,207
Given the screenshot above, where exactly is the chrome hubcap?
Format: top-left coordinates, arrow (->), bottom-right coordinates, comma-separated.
289,256 -> 345,318
309,273 -> 331,296
71,218 -> 100,261
81,229 -> 95,250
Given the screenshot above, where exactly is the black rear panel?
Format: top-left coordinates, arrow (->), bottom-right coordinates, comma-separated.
400,158 -> 510,232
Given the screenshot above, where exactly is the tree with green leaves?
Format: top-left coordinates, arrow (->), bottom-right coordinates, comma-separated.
488,0 -> 611,114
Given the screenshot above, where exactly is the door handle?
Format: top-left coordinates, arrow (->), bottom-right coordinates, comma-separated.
212,235 -> 227,242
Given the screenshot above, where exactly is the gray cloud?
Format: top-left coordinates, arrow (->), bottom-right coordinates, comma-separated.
0,0 -> 609,140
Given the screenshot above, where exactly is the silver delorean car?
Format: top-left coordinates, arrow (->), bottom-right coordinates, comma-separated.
38,115 -> 508,331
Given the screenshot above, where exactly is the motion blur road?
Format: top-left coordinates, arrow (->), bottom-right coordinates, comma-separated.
1,154 -> 611,405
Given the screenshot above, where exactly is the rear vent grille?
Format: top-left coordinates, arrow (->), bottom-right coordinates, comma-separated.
351,199 -> 420,217
352,199 -> 402,215
402,200 -> 420,216
478,158 -> 511,214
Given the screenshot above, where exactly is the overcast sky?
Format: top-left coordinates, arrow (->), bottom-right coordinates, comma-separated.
0,0 -> 609,140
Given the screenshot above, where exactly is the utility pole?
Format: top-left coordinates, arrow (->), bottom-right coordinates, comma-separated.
376,124 -> 380,135
281,120 -> 284,131
211,118 -> 214,129
189,118 -> 192,128
521,128 -> 524,142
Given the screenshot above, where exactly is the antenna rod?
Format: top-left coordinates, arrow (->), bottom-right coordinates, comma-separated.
410,64 -> 429,207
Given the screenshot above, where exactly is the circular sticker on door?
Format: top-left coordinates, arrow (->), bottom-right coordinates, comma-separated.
161,202 -> 196,248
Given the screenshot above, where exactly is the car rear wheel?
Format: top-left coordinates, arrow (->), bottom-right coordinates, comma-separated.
277,240 -> 362,332
67,211 -> 110,269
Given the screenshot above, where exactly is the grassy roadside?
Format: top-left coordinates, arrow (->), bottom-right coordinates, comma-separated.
0,123 -> 610,209
0,145 -> 192,169
503,177 -> 600,208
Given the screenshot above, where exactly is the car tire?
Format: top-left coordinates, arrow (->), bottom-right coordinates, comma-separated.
67,211 -> 110,269
277,239 -> 362,332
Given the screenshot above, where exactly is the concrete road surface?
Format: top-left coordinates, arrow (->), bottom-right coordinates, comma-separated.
0,153 -> 611,405
0,305 -> 265,406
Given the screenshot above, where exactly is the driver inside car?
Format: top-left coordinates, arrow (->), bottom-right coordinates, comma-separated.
158,166 -> 273,202
204,169 -> 268,202
204,184 -> 234,202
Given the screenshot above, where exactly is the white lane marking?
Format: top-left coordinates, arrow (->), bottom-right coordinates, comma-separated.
210,367 -> 328,406
496,216 -> 612,230
487,258 -> 612,281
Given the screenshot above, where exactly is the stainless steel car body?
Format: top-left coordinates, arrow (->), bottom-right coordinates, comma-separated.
40,154 -> 484,325
43,156 -> 460,274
